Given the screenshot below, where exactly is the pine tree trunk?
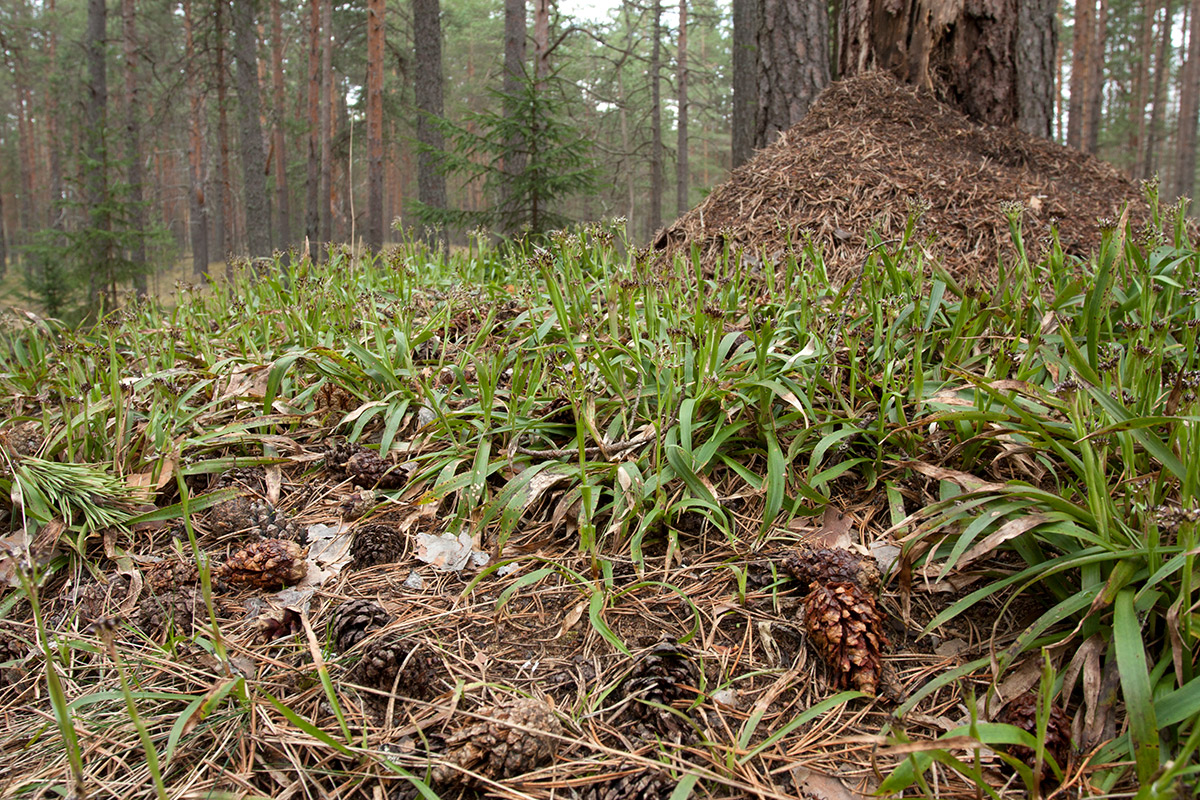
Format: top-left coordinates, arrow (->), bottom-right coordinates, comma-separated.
1067,0 -> 1093,149
13,64 -> 36,249
0,190 -> 6,278
306,0 -> 321,260
413,0 -> 448,250
1175,0 -> 1200,203
1085,0 -> 1108,154
86,0 -> 111,308
215,0 -> 236,261
1129,1 -> 1155,177
122,0 -> 148,297
731,0 -> 758,167
755,0 -> 829,149
1146,0 -> 1173,179
533,0 -> 551,83
501,0 -> 527,233
677,0 -> 689,216
839,0 -> 1056,136
271,0 -> 292,251
183,0 -> 209,277
366,0 -> 385,252
46,0 -> 64,231
232,0 -> 272,258
649,0 -> 663,237
320,0 -> 334,249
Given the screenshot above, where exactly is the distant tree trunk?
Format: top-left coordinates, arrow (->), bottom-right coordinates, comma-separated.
122,0 -> 148,297
677,0 -> 689,215
306,0 -> 321,260
232,0 -> 272,258
366,0 -> 385,252
12,61 -> 36,248
183,0 -> 209,277
649,0 -> 663,237
1085,0 -> 1108,154
0,190 -> 6,277
47,0 -> 64,231
1146,0 -> 1173,178
754,0 -> 829,149
1176,0 -> 1200,203
86,0 -> 112,307
1066,0 -> 1092,149
501,0 -> 527,233
533,0 -> 551,83
215,0 -> 236,260
413,0 -> 448,251
839,0 -> 1056,137
1129,0 -> 1155,178
271,0 -> 292,251
320,0 -> 334,250
731,0 -> 758,167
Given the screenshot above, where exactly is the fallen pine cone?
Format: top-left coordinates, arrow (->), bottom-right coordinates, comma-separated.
217,538 -> 308,590
431,696 -> 562,787
330,599 -> 393,652
998,691 -> 1072,782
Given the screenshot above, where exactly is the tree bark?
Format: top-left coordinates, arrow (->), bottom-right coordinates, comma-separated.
0,189 -> 6,278
320,0 -> 334,249
533,0 -> 551,83
183,0 -> 209,277
1146,0 -> 1173,179
649,0 -> 663,236
366,0 -> 385,252
306,0 -> 321,260
677,0 -> 689,216
122,0 -> 148,297
46,0 -> 64,231
1175,0 -> 1200,203
86,0 -> 112,307
838,0 -> 1056,136
731,0 -> 758,167
1128,0 -> 1155,178
1067,0 -> 1093,149
1085,0 -> 1108,154
232,0 -> 272,258
215,0 -> 236,260
413,0 -> 448,250
755,0 -> 830,149
271,0 -> 292,251
501,0 -> 527,233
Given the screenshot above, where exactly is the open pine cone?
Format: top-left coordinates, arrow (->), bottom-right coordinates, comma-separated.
354,633 -> 440,699
580,766 -> 675,800
802,581 -> 887,696
218,538 -> 308,590
431,696 -> 562,787
209,496 -> 302,542
324,442 -> 407,489
998,691 -> 1072,781
783,545 -> 881,592
137,587 -> 205,637
619,641 -> 701,738
350,524 -> 404,569
330,599 -> 393,652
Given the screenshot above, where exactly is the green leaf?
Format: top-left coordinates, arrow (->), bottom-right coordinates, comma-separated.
1115,588 -> 1160,785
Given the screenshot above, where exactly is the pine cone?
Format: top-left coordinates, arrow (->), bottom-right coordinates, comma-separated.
330,599 -> 393,652
782,546 -> 881,592
3,421 -> 44,456
145,556 -> 200,594
137,587 -> 204,637
340,489 -> 377,520
802,581 -> 887,696
355,633 -> 440,699
619,641 -> 701,737
315,382 -> 358,420
325,442 -> 406,489
215,467 -> 266,493
431,697 -> 562,787
218,538 -> 308,590
350,524 -> 404,569
580,766 -> 675,800
998,691 -> 1072,780
209,496 -> 303,542
73,574 -> 134,626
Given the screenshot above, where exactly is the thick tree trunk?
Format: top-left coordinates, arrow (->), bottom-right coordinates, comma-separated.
1146,0 -> 1173,179
306,0 -> 321,260
215,0 -> 236,260
320,0 -> 334,249
366,0 -> 385,252
1175,0 -> 1200,203
86,0 -> 112,307
838,0 -> 1056,136
677,0 -> 689,216
183,0 -> 209,277
731,0 -> 758,167
1067,0 -> 1093,149
232,0 -> 272,258
533,0 -> 551,83
271,0 -> 292,251
501,0 -> 527,233
413,0 -> 448,250
1129,0 -> 1155,178
122,0 -> 148,297
755,0 -> 829,149
649,0 -> 663,237
1085,0 -> 1108,154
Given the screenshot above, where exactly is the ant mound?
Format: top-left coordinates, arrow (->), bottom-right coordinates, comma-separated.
655,71 -> 1157,285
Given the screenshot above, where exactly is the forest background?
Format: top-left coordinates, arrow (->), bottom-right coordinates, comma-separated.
0,0 -> 1198,317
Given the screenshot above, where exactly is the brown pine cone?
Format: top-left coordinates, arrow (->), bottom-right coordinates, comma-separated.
3,421 -> 44,456
145,556 -> 201,593
214,467 -> 266,493
431,697 -> 562,787
350,524 -> 404,569
138,587 -> 205,637
73,574 -> 134,626
620,641 -> 700,737
330,599 -> 393,652
209,496 -> 303,542
218,538 -> 308,590
315,382 -> 358,420
580,766 -> 675,800
782,546 -> 881,592
802,581 -> 888,696
355,633 -> 440,699
998,691 -> 1072,780
325,442 -> 406,489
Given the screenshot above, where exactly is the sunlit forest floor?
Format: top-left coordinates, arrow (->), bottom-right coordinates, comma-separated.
2,211 -> 1199,799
